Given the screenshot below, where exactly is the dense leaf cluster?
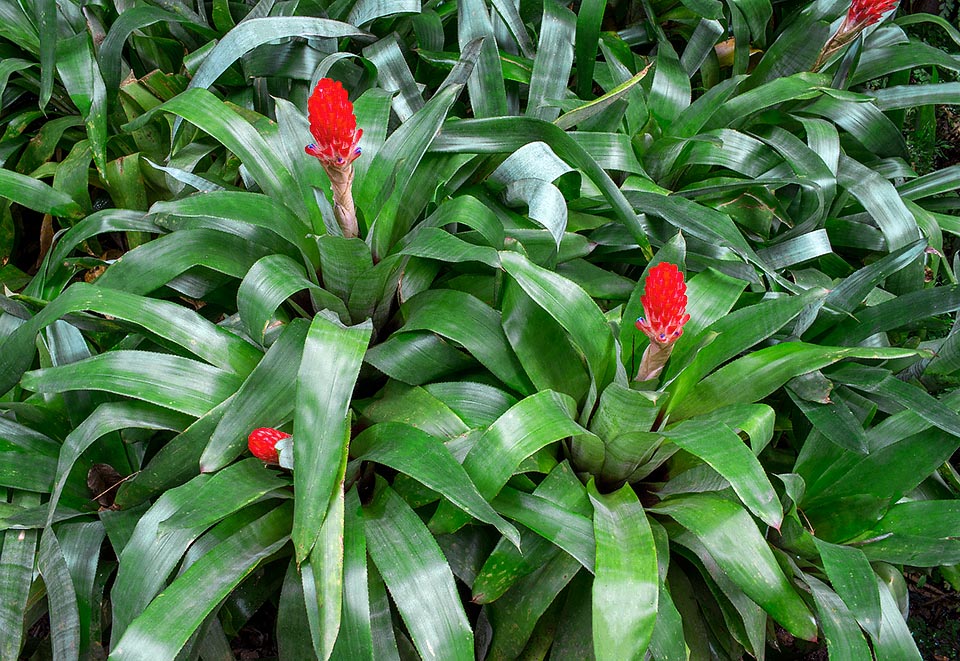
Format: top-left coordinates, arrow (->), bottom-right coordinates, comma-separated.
2,0 -> 960,658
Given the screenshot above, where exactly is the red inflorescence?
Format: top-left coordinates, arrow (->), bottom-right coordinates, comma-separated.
305,78 -> 363,167
845,0 -> 897,28
248,427 -> 291,464
636,262 -> 691,347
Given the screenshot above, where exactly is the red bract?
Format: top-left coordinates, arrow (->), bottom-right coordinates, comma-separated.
248,427 -> 290,464
636,262 -> 691,346
845,0 -> 897,27
305,78 -> 362,167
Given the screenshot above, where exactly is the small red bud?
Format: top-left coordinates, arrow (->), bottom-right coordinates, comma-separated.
248,428 -> 290,464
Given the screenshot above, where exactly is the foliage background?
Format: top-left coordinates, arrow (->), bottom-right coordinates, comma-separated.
1,0 -> 960,657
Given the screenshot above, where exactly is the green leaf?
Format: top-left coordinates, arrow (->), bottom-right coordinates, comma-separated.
589,481 -> 658,660
364,83 -> 463,259
352,422 -> 520,546
474,461 -> 590,603
200,319 -> 310,471
111,474 -> 214,639
361,381 -> 470,440
813,537 -> 881,638
431,118 -> 651,254
22,351 -> 242,417
278,559 -> 319,661
0,492 -> 39,660
302,485 -> 345,661
820,284 -> 960,346
670,342 -> 920,419
364,483 -> 473,661
238,254 -> 348,343
128,89 -> 303,214
788,388 -> 870,455
348,0 -> 418,26
491,487 -> 595,571
0,169 -> 84,220
529,1 -> 575,121
803,573 -> 873,661
99,7 -> 215,89
837,155 -> 922,292
500,250 -> 614,396
111,504 -> 292,661
458,0 -> 506,118
873,573 -> 922,660
399,227 -> 500,268
158,459 -> 289,533
822,239 -> 927,314
653,493 -> 818,640
662,415 -> 782,528
0,282 -> 260,399
150,191 -> 318,263
486,551 -> 582,660
55,33 -> 108,176
400,289 -> 533,394
48,402 -> 191,525
330,488 -> 374,661
501,281 -> 591,404
855,500 -> 960,566
293,313 -> 371,561
38,529 -> 81,661
573,0 -> 604,99
463,390 -> 585,500
189,17 -> 366,91
649,41 -> 691,128
93,228 -> 273,295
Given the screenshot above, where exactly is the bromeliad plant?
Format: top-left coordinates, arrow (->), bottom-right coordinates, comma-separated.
1,0 -> 960,657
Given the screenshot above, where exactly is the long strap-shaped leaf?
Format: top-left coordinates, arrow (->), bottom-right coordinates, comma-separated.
0,492 -> 39,660
293,313 -> 371,561
22,351 -> 243,417
0,168 -> 83,220
431,118 -> 652,256
200,319 -> 310,471
500,251 -> 614,399
38,529 -> 81,661
353,422 -> 520,546
111,503 -> 292,661
0,282 -> 261,397
653,493 -> 818,641
589,481 -> 658,661
670,342 -> 920,419
47,401 -> 191,526
124,88 -> 304,216
364,482 -> 473,661
302,484 -> 345,661
662,415 -> 782,528
93,228 -> 274,295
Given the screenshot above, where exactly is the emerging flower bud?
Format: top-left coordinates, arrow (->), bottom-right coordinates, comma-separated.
305,78 -> 363,167
636,262 -> 691,347
813,0 -> 898,70
304,78 -> 362,238
634,262 -> 690,382
844,0 -> 898,30
248,427 -> 291,464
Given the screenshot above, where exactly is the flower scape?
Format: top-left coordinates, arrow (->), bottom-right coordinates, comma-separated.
305,77 -> 363,238
634,262 -> 690,381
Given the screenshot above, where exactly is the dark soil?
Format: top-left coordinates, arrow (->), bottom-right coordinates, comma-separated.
907,572 -> 960,661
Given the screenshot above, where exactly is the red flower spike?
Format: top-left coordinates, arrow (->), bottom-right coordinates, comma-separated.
636,262 -> 691,347
844,0 -> 897,29
248,427 -> 290,464
305,78 -> 363,167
